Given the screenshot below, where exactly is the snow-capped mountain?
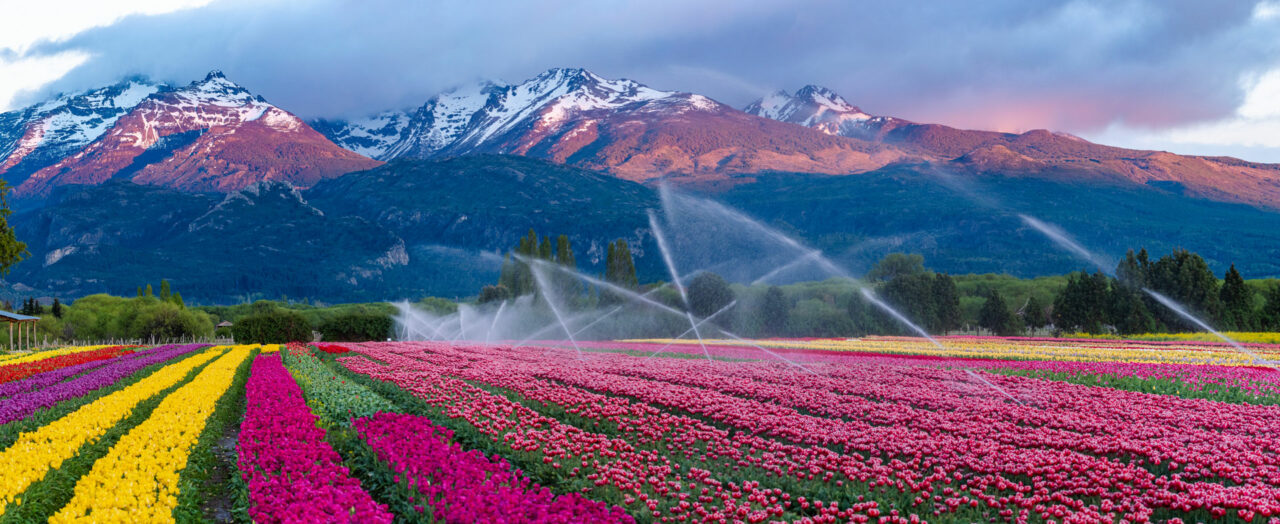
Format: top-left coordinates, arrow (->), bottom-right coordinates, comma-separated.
744,85 -> 905,138
316,68 -> 899,181
310,110 -> 413,160
320,68 -> 713,160
8,68 -> 1280,210
0,79 -> 160,186
3,71 -> 380,198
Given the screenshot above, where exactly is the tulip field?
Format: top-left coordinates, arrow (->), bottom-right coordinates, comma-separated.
1,337 -> 1279,522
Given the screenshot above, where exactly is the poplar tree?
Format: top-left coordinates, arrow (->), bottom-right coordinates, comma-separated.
554,235 -> 576,268
538,235 -> 552,260
979,288 -> 1019,336
761,286 -> 789,336
1023,294 -> 1047,332
614,240 -> 637,289
1263,284 -> 1280,331
932,273 -> 961,334
1219,264 -> 1254,330
553,235 -> 579,299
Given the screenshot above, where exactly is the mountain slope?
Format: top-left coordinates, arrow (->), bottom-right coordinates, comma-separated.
315,68 -> 915,184
746,86 -> 1280,208
0,78 -> 160,187
11,179 -> 406,301
3,72 -> 381,199
304,155 -> 657,263
8,156 -> 1280,304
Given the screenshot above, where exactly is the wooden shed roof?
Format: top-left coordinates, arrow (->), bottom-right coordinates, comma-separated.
0,311 -> 39,322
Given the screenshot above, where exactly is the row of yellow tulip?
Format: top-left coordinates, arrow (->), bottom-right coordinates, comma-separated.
0,345 -> 120,367
1068,332 -> 1280,344
51,346 -> 256,523
626,336 -> 1280,365
0,347 -> 221,513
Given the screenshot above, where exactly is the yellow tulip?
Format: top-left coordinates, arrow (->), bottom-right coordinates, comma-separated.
0,347 -> 220,513
50,346 -> 255,524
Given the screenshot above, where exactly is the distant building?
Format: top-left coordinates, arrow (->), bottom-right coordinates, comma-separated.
0,311 -> 40,351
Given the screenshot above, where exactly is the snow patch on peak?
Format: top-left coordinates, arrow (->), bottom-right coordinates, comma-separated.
317,67 -> 714,160
112,82 -> 160,109
745,85 -> 877,135
260,107 -> 303,132
744,90 -> 794,120
796,85 -> 859,113
2,79 -> 163,169
315,110 -> 412,160
687,94 -> 719,111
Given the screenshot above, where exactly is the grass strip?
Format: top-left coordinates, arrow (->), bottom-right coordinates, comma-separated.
280,346 -> 423,523
173,347 -> 257,523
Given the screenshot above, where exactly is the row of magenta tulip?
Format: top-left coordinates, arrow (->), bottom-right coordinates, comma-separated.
612,336 -> 1280,366
588,339 -> 1280,403
357,412 -> 633,523
968,358 -> 1280,401
238,353 -> 392,523
584,349 -> 1280,522
344,341 -> 1280,523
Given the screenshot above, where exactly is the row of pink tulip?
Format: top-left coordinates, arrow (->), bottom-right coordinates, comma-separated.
961,358 -> 1280,398
348,341 -> 1280,523
584,339 -> 1280,400
339,344 -> 904,523
409,343 -> 1123,521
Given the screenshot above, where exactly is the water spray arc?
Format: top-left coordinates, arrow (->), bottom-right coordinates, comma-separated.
751,250 -> 822,285
529,262 -> 584,359
657,187 -> 944,348
517,255 -> 815,371
392,187 -> 947,364
1018,213 -> 1255,362
648,210 -> 712,360
1142,289 -> 1278,371
1018,214 -> 1112,273
642,300 -> 738,361
485,300 -> 507,344
568,282 -> 676,338
964,369 -> 1025,406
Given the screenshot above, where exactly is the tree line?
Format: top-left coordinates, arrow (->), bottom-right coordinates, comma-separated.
1049,248 -> 1280,334
811,248 -> 1280,336
474,236 -> 1280,338
483,229 -> 639,306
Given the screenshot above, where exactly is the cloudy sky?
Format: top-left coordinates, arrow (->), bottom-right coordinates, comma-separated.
4,0 -> 1280,161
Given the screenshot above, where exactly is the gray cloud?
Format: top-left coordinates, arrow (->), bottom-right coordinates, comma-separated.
13,0 -> 1280,139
